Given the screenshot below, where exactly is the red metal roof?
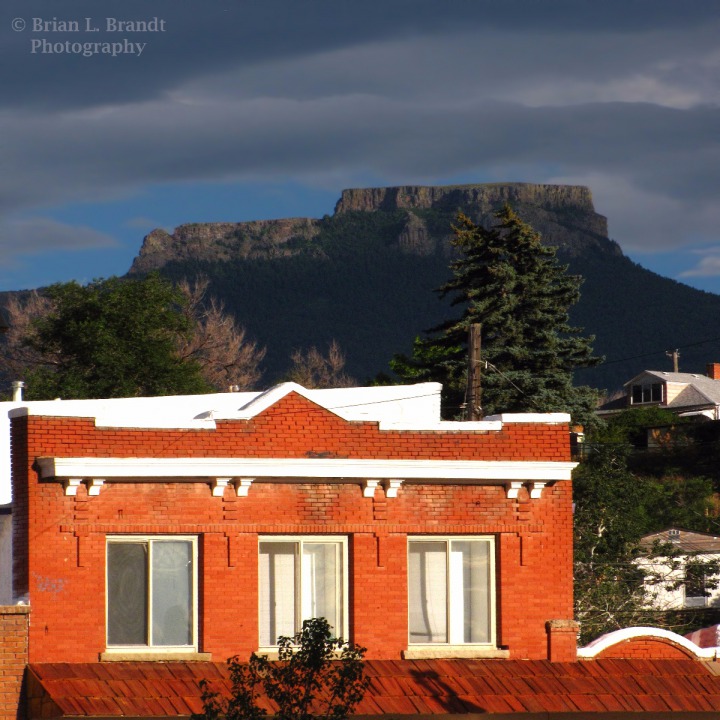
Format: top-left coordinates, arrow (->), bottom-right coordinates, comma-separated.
27,658 -> 720,718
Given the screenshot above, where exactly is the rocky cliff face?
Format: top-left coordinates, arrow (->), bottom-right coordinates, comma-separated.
131,218 -> 320,275
129,182 -> 616,275
335,182 -> 596,215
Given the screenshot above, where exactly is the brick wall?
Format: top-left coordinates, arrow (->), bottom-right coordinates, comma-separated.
0,606 -> 29,720
12,391 -> 574,663
593,638 -> 698,660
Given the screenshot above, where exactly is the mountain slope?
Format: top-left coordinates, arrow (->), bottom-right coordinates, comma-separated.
129,183 -> 720,392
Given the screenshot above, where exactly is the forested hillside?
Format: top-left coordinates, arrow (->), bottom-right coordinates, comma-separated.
127,183 -> 720,391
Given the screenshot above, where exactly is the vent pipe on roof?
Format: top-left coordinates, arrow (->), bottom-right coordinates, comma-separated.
11,381 -> 24,402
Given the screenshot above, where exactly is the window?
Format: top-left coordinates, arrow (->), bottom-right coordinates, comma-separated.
408,537 -> 495,645
106,536 -> 197,650
684,561 -> 709,608
259,537 -> 347,647
631,382 -> 662,405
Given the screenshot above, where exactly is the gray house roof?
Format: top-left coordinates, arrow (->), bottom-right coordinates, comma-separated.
640,528 -> 720,554
624,371 -> 720,409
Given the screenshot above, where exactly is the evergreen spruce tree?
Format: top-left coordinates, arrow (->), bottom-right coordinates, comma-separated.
391,206 -> 601,425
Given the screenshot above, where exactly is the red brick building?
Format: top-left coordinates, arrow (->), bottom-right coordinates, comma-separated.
6,381 -> 720,718
10,382 -> 576,664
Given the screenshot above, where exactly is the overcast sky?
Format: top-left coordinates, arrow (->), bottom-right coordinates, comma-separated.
1,0 -> 719,292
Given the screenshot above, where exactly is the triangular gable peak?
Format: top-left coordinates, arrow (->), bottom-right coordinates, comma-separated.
231,382 -> 345,421
228,384 -> 363,430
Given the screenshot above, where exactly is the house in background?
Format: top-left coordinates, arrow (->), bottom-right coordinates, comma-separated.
604,363 -> 720,420
639,528 -> 720,610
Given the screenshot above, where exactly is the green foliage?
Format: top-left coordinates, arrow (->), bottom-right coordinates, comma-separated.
574,420 -> 720,644
194,618 -> 368,720
389,207 -> 601,424
596,407 -> 685,446
24,275 -> 212,399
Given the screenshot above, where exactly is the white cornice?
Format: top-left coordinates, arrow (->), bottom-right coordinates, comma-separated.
37,456 -> 577,482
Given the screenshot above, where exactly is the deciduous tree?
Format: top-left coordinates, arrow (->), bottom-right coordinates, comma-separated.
287,341 -> 356,389
0,274 -> 267,399
176,277 -> 266,391
194,618 -> 368,720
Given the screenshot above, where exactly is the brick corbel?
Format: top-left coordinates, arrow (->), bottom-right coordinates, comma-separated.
384,478 -> 403,498
363,479 -> 380,498
64,478 -> 83,496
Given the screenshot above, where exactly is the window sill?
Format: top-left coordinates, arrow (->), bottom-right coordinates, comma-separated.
100,651 -> 212,662
402,646 -> 510,660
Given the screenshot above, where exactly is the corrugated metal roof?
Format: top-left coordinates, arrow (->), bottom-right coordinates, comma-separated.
26,658 -> 720,718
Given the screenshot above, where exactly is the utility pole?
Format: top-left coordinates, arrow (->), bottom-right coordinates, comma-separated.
465,323 -> 483,420
665,349 -> 680,373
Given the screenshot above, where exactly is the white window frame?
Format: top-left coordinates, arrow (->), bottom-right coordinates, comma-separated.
407,536 -> 496,648
258,536 -> 348,650
105,535 -> 198,654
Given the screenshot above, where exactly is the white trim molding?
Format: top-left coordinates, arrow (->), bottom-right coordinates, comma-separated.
38,457 -> 577,482
38,456 -> 575,499
577,626 -> 716,660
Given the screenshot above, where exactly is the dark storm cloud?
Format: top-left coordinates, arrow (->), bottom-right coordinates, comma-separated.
1,0 -> 719,265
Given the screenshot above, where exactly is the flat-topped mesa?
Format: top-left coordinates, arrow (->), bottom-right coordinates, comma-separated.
334,183 -> 597,215
128,182 -> 613,276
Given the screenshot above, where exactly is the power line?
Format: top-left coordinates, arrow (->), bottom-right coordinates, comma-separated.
596,335 -> 720,368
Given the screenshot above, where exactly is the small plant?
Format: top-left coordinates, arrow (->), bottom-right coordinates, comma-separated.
194,618 -> 368,720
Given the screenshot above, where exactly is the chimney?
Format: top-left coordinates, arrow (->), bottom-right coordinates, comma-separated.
707,363 -> 720,380
546,619 -> 579,662
11,381 -> 24,402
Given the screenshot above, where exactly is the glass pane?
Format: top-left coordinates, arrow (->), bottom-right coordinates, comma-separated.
107,543 -> 147,645
151,541 -> 193,646
259,542 -> 296,645
652,383 -> 662,402
408,541 -> 447,643
302,543 -> 340,635
450,540 -> 491,644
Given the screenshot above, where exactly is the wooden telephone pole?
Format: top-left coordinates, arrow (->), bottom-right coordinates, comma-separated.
666,349 -> 680,373
465,323 -> 483,420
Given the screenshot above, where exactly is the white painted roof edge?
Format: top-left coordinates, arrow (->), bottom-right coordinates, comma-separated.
577,626 -> 716,659
5,383 -> 443,427
484,412 -> 571,424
